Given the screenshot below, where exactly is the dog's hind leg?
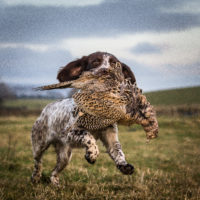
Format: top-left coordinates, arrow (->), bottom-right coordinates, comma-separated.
31,119 -> 51,184
31,138 -> 50,184
50,143 -> 72,186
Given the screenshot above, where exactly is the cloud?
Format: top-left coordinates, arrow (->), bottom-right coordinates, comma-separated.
0,43 -> 50,52
1,25 -> 194,70
60,27 -> 200,67
0,47 -> 72,84
162,0 -> 200,14
0,39 -> 199,91
0,0 -> 199,43
1,0 -> 104,7
131,42 -> 162,54
0,0 -> 200,90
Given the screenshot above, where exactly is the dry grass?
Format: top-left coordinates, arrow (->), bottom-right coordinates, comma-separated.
0,116 -> 200,200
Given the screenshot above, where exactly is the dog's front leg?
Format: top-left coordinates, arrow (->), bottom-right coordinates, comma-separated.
100,124 -> 134,175
66,129 -> 99,164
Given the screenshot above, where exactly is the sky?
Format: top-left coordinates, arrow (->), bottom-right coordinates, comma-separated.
0,0 -> 200,91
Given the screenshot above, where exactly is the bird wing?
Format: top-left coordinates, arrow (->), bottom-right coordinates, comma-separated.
73,91 -> 127,120
35,62 -> 136,122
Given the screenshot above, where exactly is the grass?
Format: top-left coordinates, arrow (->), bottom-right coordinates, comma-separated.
2,99 -> 54,110
145,86 -> 200,105
0,116 -> 199,200
0,87 -> 200,199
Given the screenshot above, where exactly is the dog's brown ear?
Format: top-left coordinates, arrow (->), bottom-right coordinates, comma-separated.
57,56 -> 88,82
121,63 -> 136,83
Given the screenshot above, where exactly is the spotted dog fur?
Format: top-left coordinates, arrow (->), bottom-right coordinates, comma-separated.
31,98 -> 132,185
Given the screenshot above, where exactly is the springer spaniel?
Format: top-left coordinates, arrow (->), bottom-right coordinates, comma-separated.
31,52 -> 157,185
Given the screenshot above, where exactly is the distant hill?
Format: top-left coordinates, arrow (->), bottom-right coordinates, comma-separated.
1,86 -> 200,116
7,84 -> 70,99
145,86 -> 200,106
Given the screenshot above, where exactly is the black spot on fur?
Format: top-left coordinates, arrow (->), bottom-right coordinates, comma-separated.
87,140 -> 91,145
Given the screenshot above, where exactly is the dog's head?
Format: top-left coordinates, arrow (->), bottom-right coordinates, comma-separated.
57,52 -> 136,84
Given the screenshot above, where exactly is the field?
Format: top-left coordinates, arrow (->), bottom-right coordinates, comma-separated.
145,86 -> 200,105
0,86 -> 200,199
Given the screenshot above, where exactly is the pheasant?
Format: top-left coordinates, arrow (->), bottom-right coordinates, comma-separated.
36,62 -> 158,140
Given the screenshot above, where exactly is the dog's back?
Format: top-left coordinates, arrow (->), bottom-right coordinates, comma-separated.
31,98 -> 76,150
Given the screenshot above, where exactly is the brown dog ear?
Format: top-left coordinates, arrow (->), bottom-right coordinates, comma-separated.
57,56 -> 88,82
121,63 -> 136,83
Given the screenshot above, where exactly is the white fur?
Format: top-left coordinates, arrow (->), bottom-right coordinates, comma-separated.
99,54 -> 110,69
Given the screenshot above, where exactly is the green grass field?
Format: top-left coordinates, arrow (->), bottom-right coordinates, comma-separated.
0,86 -> 200,199
2,99 -> 54,110
0,116 -> 199,200
145,86 -> 200,105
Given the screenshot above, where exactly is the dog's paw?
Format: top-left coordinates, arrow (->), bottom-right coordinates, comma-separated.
31,173 -> 41,184
117,163 -> 134,175
85,154 -> 96,164
50,175 -> 60,186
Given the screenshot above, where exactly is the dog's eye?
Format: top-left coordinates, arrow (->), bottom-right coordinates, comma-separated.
92,60 -> 101,67
110,60 -> 116,66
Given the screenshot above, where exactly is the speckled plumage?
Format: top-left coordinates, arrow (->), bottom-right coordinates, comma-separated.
37,62 -> 158,139
37,62 -> 137,130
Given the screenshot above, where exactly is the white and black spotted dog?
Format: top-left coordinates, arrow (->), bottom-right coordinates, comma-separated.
31,52 -> 136,185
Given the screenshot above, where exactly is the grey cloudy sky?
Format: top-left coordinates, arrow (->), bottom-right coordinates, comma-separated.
0,0 -> 200,91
